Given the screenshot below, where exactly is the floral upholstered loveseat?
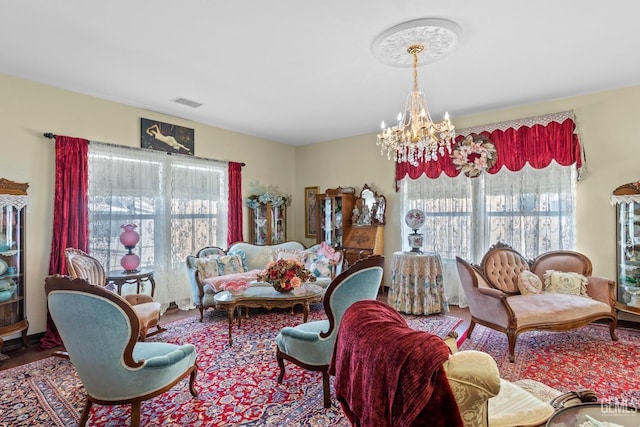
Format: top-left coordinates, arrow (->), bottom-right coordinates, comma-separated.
186,241 -> 342,321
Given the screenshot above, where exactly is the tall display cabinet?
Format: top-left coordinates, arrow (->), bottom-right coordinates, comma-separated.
0,179 -> 29,361
316,187 -> 356,248
612,182 -> 640,314
246,195 -> 287,246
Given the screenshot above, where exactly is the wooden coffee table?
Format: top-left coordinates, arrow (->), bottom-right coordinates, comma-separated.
214,284 -> 323,345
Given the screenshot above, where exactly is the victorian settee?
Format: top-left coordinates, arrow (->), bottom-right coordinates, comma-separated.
456,243 -> 618,363
186,241 -> 342,321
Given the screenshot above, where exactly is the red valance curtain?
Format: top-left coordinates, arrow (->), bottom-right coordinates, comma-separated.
40,135 -> 89,350
227,161 -> 243,247
396,111 -> 583,181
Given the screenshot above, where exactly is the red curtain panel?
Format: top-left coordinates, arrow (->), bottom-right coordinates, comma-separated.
227,161 -> 243,247
40,135 -> 89,350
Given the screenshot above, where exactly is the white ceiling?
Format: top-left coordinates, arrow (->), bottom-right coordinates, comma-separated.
2,1 -> 640,146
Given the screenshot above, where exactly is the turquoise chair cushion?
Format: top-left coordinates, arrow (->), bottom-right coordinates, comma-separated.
275,264 -> 383,367
48,289 -> 196,402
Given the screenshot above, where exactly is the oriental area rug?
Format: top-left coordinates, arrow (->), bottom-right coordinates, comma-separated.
459,323 -> 640,405
0,304 -> 461,426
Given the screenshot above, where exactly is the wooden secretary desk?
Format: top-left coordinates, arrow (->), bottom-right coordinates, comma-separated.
341,184 -> 385,269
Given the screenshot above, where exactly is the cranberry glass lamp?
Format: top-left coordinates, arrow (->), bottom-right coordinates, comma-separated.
120,223 -> 141,273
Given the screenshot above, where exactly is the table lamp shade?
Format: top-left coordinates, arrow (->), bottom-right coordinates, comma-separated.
120,224 -> 140,247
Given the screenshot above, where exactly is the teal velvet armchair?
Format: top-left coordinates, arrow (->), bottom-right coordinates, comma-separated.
45,275 -> 198,427
275,255 -> 384,408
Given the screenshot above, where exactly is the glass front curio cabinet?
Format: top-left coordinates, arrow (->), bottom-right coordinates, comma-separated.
612,181 -> 640,314
246,194 -> 289,246
315,187 -> 356,248
0,178 -> 29,362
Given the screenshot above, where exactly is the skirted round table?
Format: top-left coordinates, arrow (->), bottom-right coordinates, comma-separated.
388,251 -> 448,315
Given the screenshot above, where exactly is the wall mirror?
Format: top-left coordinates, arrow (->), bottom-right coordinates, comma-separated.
353,184 -> 385,225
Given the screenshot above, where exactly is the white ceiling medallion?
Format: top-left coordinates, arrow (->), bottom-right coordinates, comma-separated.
371,18 -> 462,67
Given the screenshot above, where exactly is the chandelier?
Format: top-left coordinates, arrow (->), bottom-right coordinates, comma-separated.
376,44 -> 455,165
372,18 -> 461,166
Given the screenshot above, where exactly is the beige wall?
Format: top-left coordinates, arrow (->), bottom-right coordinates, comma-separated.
3,70 -> 640,337
293,85 -> 640,291
0,74 -> 295,336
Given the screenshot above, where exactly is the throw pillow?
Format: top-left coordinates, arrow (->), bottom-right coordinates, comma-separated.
245,247 -> 276,270
195,256 -> 220,279
276,249 -> 305,263
228,249 -> 249,271
310,257 -> 332,278
217,254 -> 245,275
543,270 -> 589,297
517,271 -> 543,295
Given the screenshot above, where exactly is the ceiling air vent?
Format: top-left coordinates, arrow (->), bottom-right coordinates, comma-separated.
171,97 -> 203,108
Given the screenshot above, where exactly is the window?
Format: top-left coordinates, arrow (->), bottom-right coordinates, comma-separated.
400,161 -> 576,307
395,111 -> 583,307
400,161 -> 576,259
87,143 -> 228,310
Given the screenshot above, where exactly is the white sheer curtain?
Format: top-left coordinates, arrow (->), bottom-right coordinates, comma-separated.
87,142 -> 228,312
483,161 -> 576,259
399,161 -> 576,308
399,173 -> 473,308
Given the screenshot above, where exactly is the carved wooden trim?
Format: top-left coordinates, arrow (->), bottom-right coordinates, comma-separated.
613,182 -> 640,195
0,178 -> 29,195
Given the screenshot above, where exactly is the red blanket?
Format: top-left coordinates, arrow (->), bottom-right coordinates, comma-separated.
329,300 -> 463,427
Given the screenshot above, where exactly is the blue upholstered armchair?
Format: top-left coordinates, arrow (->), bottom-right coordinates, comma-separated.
275,255 -> 384,408
45,275 -> 198,427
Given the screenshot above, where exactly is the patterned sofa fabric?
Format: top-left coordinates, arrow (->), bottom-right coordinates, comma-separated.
187,241 -> 341,321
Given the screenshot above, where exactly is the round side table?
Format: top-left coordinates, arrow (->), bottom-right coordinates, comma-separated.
106,267 -> 155,297
388,251 -> 448,315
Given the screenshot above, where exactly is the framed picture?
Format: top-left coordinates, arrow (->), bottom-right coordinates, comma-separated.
305,186 -> 319,238
140,118 -> 194,155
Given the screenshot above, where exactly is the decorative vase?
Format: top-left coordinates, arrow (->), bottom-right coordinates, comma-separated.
120,224 -> 141,273
0,278 -> 16,302
407,232 -> 424,253
0,290 -> 12,303
272,282 -> 292,293
624,285 -> 640,307
405,209 -> 425,253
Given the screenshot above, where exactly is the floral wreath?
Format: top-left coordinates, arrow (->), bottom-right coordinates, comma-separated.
451,134 -> 497,177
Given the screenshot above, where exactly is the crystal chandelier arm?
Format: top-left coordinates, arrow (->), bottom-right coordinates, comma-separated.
376,43 -> 455,166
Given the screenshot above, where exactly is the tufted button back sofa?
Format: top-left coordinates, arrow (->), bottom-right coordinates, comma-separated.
456,242 -> 618,362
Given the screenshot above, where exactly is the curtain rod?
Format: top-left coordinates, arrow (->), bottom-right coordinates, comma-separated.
43,132 -> 246,166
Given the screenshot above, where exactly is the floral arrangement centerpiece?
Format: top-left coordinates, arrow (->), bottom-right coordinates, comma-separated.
257,259 -> 316,293
451,134 -> 497,178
